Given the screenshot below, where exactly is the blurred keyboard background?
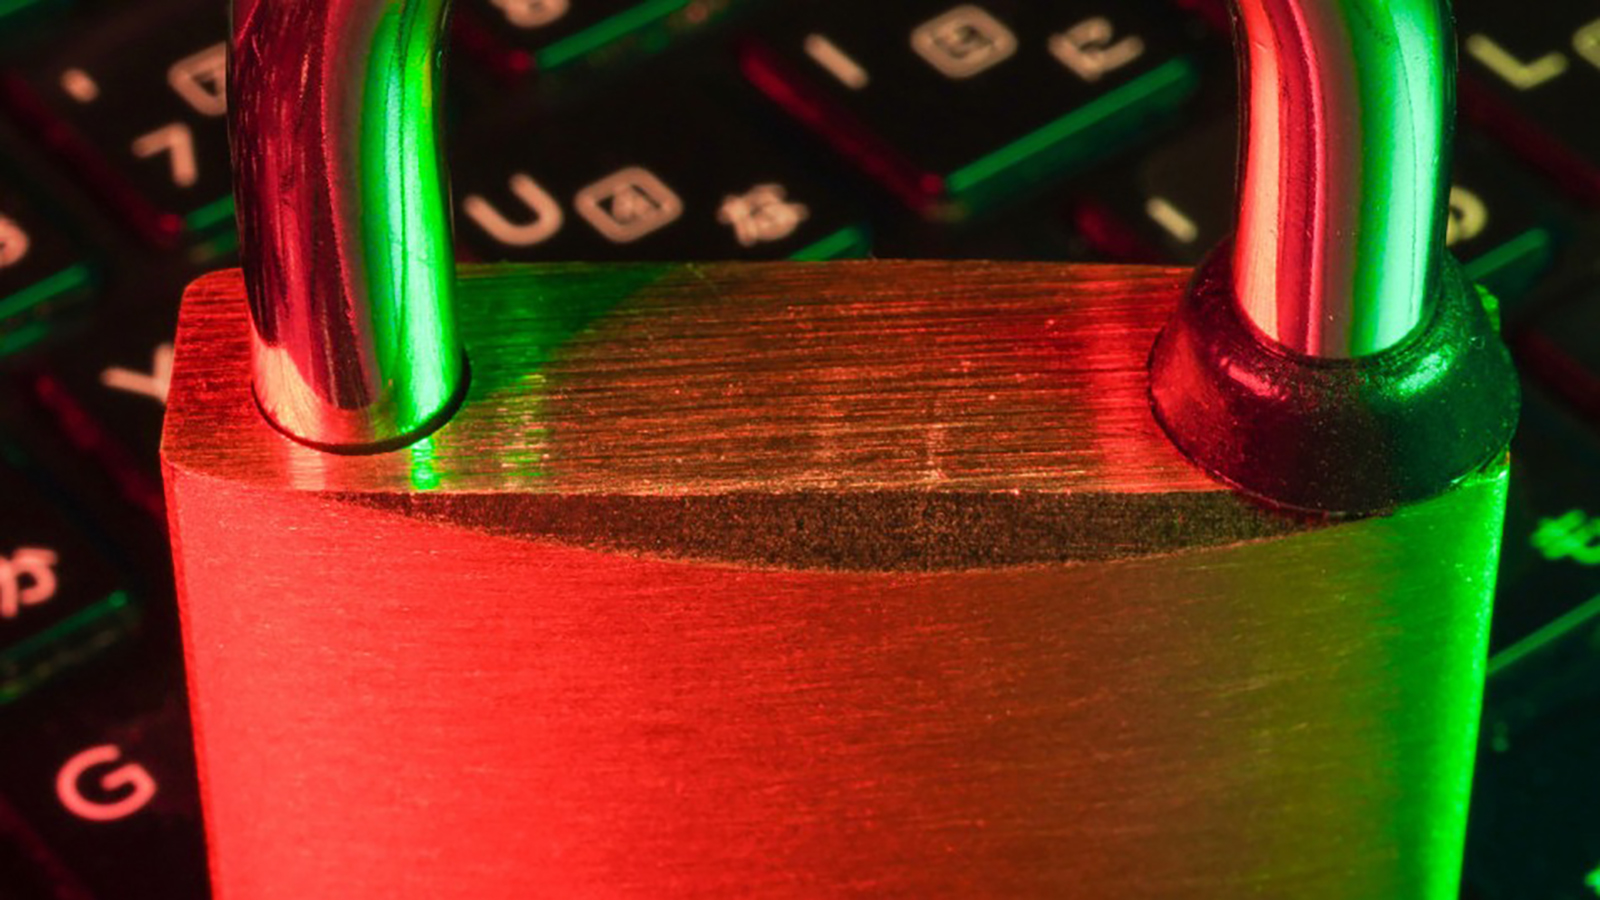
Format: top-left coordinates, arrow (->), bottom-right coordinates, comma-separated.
0,1 -> 1597,896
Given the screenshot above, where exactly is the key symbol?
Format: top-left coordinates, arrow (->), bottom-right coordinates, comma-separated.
575,167 -> 683,244
169,43 -> 228,117
56,745 -> 159,823
1445,186 -> 1489,247
911,5 -> 1017,80
132,124 -> 200,188
463,174 -> 564,247
1531,509 -> 1600,566
102,342 -> 175,405
718,184 -> 809,247
1051,17 -> 1145,82
0,547 -> 60,619
490,0 -> 568,28
0,215 -> 30,269
1465,33 -> 1569,90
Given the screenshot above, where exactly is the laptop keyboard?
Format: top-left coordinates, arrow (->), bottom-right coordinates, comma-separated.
1,1 -> 1597,897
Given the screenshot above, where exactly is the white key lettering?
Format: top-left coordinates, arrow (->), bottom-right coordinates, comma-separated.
1465,33 -> 1568,90
1446,186 -> 1489,247
101,342 -> 175,405
1051,17 -> 1145,82
57,745 -> 159,823
718,184 -> 810,247
131,124 -> 200,188
575,167 -> 683,244
911,5 -> 1017,80
1575,18 -> 1600,71
490,0 -> 568,29
169,43 -> 228,117
0,547 -> 59,620
463,174 -> 564,247
0,215 -> 30,269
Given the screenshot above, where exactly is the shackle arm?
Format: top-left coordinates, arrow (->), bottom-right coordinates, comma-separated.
1231,0 -> 1455,358
231,0 -> 462,450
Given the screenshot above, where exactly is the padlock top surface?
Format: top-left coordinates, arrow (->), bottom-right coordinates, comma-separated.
167,262 -> 1210,492
164,261 -> 1326,569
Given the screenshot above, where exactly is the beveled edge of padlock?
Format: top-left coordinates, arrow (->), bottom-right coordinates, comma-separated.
1148,245 -> 1521,515
162,261 -> 1350,571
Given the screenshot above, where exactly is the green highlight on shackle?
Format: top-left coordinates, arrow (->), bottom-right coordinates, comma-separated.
231,0 -> 463,450
1232,0 -> 1454,358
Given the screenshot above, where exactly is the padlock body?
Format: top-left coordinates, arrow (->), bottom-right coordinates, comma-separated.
163,262 -> 1505,899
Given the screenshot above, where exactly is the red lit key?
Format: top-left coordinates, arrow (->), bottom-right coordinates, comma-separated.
741,0 -> 1200,221
0,0 -> 232,247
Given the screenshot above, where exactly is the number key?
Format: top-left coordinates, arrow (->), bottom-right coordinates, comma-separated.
0,0 -> 232,246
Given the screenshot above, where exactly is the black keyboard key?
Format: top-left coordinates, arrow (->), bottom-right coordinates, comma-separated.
1457,0 -> 1600,205
741,0 -> 1199,220
1467,590 -> 1600,900
1078,121 -> 1561,309
0,645 -> 208,900
1519,273 -> 1600,426
0,0 -> 231,247
1492,385 -> 1600,653
458,0 -> 756,80
0,183 -> 95,359
0,801 -> 95,900
0,0 -> 68,31
25,280 -> 182,515
0,451 -> 139,705
454,79 -> 870,261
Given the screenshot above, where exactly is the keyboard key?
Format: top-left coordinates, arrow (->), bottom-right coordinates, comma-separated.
0,451 -> 139,706
0,0 -> 231,246
458,0 -> 757,80
1457,0 -> 1600,205
0,184 -> 95,359
1467,591 -> 1600,899
0,642 -> 207,900
1518,273 -> 1600,427
25,278 -> 182,515
1491,385 -> 1600,653
1077,121 -> 1562,310
741,0 -> 1199,220
0,0 -> 68,31
0,801 -> 95,900
454,78 -> 870,261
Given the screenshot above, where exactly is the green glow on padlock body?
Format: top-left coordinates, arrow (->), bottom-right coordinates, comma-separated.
1233,0 -> 1453,358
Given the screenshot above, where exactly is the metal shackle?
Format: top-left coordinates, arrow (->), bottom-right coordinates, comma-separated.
231,0 -> 461,451
1149,0 -> 1517,513
229,0 -> 1511,488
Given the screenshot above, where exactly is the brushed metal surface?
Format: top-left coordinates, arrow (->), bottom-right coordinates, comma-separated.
164,261 -> 1504,898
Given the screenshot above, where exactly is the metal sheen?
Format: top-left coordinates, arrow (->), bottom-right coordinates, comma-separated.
230,0 -> 462,448
1231,0 -> 1454,358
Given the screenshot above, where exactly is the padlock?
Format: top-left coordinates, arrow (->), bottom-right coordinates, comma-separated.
162,0 -> 1518,897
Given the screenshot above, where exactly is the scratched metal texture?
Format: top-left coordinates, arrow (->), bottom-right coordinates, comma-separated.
163,262 -> 1504,899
